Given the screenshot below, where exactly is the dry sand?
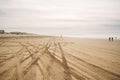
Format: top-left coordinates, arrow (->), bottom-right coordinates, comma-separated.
0,35 -> 120,80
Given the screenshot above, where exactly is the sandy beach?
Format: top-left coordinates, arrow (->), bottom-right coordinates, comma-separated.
0,35 -> 120,80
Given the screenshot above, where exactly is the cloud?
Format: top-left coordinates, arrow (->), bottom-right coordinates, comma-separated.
0,0 -> 120,36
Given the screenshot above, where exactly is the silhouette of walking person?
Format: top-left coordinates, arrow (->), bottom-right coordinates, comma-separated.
111,37 -> 114,41
109,37 -> 111,41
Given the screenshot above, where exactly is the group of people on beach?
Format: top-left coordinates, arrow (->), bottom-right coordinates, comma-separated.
108,37 -> 117,41
109,37 -> 114,41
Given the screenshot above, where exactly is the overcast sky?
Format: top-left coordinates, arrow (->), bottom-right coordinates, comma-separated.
0,0 -> 120,37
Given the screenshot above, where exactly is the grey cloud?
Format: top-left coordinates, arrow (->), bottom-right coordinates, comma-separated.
0,0 -> 120,36
0,10 -> 6,16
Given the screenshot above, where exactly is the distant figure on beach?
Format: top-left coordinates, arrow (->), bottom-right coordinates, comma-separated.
111,37 -> 114,41
109,37 -> 111,41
